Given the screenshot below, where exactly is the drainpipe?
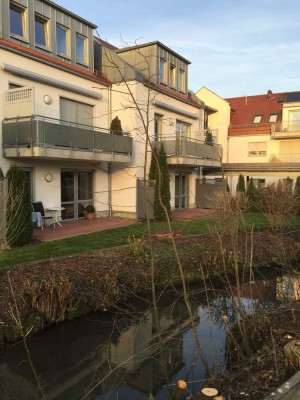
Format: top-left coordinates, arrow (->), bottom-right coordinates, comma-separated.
108,163 -> 112,218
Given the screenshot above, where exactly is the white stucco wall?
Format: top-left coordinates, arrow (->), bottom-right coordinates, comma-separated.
196,86 -> 230,162
0,48 -> 111,216
110,80 -> 204,215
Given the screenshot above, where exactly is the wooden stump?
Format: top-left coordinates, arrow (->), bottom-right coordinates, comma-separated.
284,339 -> 300,377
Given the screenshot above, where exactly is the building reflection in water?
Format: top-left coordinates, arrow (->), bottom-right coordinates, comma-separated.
0,275 -> 292,400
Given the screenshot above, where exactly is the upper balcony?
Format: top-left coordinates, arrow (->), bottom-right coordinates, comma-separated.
271,121 -> 300,139
2,115 -> 132,164
156,136 -> 222,168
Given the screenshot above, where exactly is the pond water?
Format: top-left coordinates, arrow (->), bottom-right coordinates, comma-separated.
0,271 -> 297,400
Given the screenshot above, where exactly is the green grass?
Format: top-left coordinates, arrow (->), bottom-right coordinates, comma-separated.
1,212 -> 299,270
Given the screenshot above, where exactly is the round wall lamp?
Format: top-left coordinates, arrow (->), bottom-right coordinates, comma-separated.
45,173 -> 53,182
44,95 -> 52,105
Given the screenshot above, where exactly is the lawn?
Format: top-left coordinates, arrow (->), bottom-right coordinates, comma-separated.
0,212 -> 299,269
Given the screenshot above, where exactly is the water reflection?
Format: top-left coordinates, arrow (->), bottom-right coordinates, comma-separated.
0,273 -> 298,400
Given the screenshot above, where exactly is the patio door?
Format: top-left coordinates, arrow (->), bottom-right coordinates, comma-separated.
61,170 -> 93,220
175,174 -> 189,209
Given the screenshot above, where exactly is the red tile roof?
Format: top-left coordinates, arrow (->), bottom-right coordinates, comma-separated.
226,90 -> 286,125
0,38 -> 111,85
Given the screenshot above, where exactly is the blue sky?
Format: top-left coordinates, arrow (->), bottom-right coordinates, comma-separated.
57,0 -> 300,98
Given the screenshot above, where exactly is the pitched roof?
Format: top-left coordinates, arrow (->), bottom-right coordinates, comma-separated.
226,90 -> 286,125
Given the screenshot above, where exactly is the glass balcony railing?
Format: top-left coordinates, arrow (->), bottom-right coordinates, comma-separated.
155,136 -> 222,165
3,115 -> 132,162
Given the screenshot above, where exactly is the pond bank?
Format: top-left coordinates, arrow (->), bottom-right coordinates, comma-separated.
0,230 -> 299,345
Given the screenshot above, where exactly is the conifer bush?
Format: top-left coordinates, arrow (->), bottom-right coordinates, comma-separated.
246,177 -> 257,211
236,174 -> 245,193
110,116 -> 123,135
150,143 -> 171,221
6,165 -> 33,246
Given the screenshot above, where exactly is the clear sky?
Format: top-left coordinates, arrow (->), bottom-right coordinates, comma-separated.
57,0 -> 300,98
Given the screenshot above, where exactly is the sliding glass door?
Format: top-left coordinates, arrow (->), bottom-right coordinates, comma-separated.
61,170 -> 93,220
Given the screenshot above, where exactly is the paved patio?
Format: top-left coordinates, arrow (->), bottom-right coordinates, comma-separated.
32,208 -> 216,242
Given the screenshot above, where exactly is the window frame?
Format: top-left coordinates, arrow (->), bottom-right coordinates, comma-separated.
56,24 -> 70,57
10,2 -> 26,39
248,142 -> 267,157
75,33 -> 87,65
35,14 -> 48,48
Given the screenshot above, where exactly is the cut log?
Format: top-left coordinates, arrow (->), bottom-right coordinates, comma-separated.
198,387 -> 219,399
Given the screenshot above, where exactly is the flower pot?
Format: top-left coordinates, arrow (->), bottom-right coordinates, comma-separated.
85,213 -> 95,220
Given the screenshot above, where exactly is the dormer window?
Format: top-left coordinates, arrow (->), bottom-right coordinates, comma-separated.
159,58 -> 167,84
56,24 -> 69,56
76,34 -> 86,64
35,15 -> 48,47
10,3 -> 25,37
178,69 -> 185,92
169,64 -> 176,88
253,115 -> 263,123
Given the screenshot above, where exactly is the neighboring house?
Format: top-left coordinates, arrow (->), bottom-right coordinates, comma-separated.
225,90 -> 300,189
0,0 -> 132,221
99,41 -> 222,218
197,88 -> 300,191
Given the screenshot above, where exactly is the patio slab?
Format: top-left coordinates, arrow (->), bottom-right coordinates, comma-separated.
32,208 -> 215,241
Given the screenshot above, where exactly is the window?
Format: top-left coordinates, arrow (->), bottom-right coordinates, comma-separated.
154,114 -> 163,141
10,4 -> 25,37
176,120 -> 190,138
35,15 -> 47,47
159,58 -> 167,84
288,110 -> 300,131
252,178 -> 265,188
178,69 -> 185,92
76,34 -> 86,64
253,115 -> 263,123
269,114 -> 278,123
169,64 -> 176,87
56,24 -> 68,55
248,142 -> 267,156
60,97 -> 94,126
9,82 -> 23,90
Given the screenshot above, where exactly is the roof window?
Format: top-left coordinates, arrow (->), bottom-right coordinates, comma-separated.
253,115 -> 263,123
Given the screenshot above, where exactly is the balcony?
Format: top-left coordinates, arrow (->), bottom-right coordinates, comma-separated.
269,153 -> 300,163
272,121 -> 300,139
2,116 -> 132,163
157,136 -> 222,168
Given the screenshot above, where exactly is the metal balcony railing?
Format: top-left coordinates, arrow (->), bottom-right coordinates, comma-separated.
2,115 -> 132,160
156,136 -> 222,162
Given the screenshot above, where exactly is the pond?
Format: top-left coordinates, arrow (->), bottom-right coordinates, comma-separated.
0,270 -> 297,400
